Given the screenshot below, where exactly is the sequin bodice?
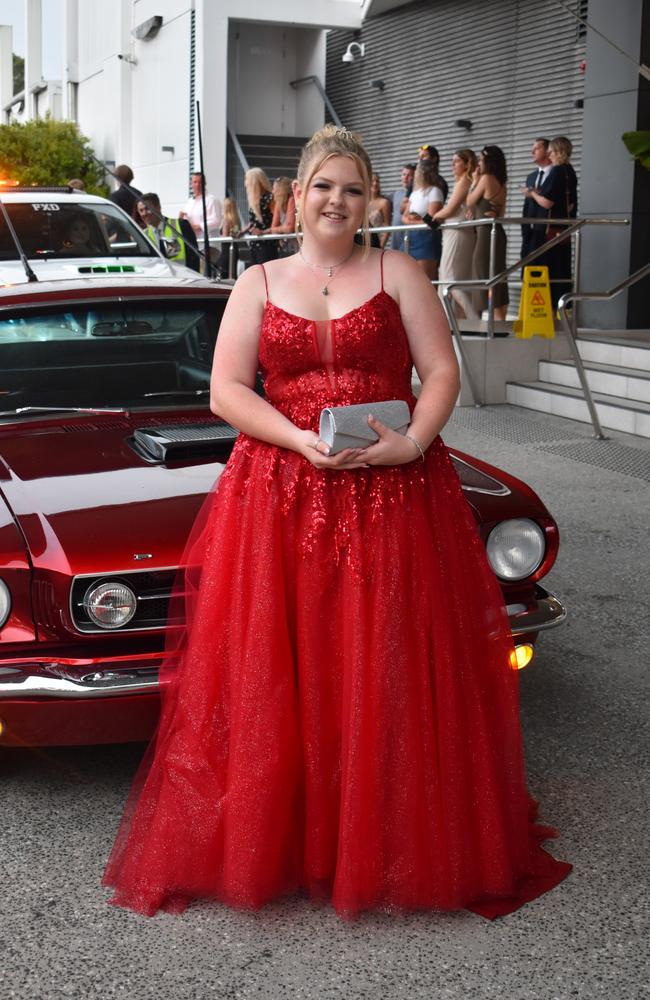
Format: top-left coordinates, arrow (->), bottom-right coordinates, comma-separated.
258,290 -> 416,430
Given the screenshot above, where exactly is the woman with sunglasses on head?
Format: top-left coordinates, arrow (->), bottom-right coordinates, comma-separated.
467,145 -> 510,322
104,125 -> 571,922
402,159 -> 446,280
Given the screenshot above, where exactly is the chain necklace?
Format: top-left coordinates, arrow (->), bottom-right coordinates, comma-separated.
299,245 -> 356,296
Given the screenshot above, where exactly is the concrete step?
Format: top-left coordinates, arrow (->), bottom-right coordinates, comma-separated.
578,328 -> 650,344
539,359 -> 650,404
506,380 -> 650,437
577,336 -> 650,370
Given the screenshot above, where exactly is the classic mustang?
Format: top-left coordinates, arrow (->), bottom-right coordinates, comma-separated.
0,277 -> 565,747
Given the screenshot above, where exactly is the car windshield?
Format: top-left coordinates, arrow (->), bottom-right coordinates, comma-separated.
0,300 -> 226,413
0,203 -> 158,260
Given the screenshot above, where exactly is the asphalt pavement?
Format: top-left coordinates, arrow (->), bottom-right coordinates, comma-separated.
1,404 -> 649,1000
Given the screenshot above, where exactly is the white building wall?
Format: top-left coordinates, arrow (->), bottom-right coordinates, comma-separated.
26,0 -> 359,214
295,30 -> 327,137
228,22 -> 300,137
130,8 -> 192,215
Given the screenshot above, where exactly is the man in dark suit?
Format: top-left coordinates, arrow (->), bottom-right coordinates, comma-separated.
520,137 -> 552,261
110,165 -> 142,221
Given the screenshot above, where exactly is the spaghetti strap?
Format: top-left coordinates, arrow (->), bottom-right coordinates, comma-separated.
380,250 -> 386,290
259,263 -> 269,301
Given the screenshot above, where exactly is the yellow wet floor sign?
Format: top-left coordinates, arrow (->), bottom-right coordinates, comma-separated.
513,266 -> 555,339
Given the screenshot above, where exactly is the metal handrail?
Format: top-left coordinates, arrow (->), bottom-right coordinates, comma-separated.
289,75 -> 342,127
203,220 -> 644,438
439,217 -> 630,408
227,127 -> 250,174
556,261 -> 650,439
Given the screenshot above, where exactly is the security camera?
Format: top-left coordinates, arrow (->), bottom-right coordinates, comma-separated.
117,53 -> 137,65
132,15 -> 163,41
342,42 -> 365,64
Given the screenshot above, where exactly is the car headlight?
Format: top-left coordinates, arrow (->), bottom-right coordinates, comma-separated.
83,581 -> 137,629
486,518 -> 545,581
0,579 -> 11,628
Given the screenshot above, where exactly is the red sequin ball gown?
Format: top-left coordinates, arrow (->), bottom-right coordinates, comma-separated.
103,259 -> 571,919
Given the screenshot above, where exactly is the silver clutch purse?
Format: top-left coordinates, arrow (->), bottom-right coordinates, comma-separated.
318,400 -> 410,455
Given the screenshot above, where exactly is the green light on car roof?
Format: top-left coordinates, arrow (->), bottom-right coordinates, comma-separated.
77,265 -> 137,274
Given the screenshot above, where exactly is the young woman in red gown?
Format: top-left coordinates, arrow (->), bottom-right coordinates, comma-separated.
104,126 -> 570,919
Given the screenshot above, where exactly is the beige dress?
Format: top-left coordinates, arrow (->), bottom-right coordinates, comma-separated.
470,194 -> 509,314
438,200 -> 478,318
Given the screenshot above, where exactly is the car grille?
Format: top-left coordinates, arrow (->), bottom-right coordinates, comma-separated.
70,568 -> 181,633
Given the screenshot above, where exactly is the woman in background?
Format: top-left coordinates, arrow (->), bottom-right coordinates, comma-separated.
269,176 -> 297,256
219,197 -> 243,278
434,148 -> 478,319
221,197 -> 242,238
244,167 -> 276,264
467,145 -> 509,321
402,160 -> 445,280
369,173 -> 392,248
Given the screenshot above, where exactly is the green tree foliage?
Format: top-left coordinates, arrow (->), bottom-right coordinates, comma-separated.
622,131 -> 650,171
13,54 -> 24,95
0,116 -> 109,195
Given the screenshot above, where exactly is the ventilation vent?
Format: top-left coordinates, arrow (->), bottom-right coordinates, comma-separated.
133,421 -> 238,461
62,415 -> 219,433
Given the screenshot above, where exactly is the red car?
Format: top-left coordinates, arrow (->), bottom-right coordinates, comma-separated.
0,277 -> 566,747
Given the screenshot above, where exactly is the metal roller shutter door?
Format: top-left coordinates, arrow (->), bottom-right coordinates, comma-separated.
326,0 -> 585,272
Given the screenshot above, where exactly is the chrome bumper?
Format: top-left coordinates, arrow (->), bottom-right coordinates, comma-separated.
506,585 -> 567,637
0,587 -> 565,700
0,664 -> 161,700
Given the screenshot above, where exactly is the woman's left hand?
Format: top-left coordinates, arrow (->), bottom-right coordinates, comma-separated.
357,415 -> 424,466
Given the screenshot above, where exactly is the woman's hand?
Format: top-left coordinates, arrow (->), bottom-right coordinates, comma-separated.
297,429 -> 370,470
356,416 -> 423,466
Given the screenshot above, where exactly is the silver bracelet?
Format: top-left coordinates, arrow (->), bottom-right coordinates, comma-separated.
406,432 -> 426,463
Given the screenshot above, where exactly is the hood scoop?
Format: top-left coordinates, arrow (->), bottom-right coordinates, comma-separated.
133,422 -> 239,462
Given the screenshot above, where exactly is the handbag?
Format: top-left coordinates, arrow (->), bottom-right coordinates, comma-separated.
318,400 -> 410,455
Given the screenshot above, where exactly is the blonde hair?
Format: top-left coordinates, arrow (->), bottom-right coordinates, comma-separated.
244,167 -> 273,223
295,124 -> 373,254
221,196 -> 241,236
272,176 -> 293,213
455,148 -> 478,176
549,136 -> 573,164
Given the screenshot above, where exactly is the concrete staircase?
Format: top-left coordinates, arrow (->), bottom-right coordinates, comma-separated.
506,332 -> 650,438
236,134 -> 308,180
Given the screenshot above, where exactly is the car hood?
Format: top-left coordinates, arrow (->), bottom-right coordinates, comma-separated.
0,419 -> 537,577
0,419 -> 224,575
0,256 -> 193,286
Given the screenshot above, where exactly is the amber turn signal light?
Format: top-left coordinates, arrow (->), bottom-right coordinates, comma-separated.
509,644 -> 535,670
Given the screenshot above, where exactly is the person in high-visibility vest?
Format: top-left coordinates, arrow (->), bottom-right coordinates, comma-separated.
136,193 -> 200,272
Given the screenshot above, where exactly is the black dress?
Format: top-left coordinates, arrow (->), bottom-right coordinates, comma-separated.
248,191 -> 277,264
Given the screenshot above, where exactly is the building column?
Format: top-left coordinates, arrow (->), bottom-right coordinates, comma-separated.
61,0 -> 79,121
195,0 -> 229,202
580,0 -> 647,328
0,26 -> 13,118
627,0 -> 650,328
25,0 -> 42,119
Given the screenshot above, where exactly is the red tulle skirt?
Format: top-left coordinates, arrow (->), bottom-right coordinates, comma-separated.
103,435 -> 570,918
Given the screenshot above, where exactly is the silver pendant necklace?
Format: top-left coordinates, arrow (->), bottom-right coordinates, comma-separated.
299,246 -> 356,296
